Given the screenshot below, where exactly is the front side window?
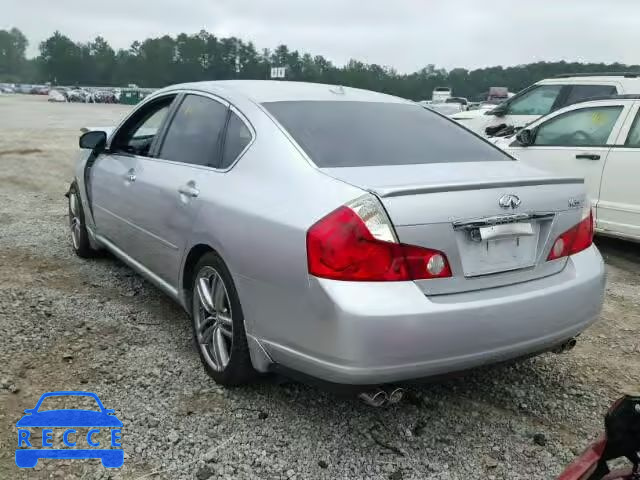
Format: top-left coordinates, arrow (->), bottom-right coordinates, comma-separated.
159,94 -> 228,167
534,106 -> 623,147
263,101 -> 511,168
507,85 -> 563,116
112,97 -> 174,156
220,111 -> 252,169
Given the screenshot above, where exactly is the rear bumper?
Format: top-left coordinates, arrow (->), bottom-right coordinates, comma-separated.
263,246 -> 605,385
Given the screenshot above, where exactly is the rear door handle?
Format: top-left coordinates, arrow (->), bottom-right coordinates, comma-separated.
575,154 -> 601,160
178,183 -> 199,198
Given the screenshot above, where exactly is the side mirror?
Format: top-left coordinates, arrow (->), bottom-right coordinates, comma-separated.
488,104 -> 508,117
23,409 -> 34,414
79,130 -> 107,152
515,128 -> 534,146
104,409 -> 115,414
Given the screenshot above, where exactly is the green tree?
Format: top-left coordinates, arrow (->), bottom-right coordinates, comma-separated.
38,31 -> 83,85
89,36 -> 116,85
0,27 -> 28,81
14,27 -> 640,101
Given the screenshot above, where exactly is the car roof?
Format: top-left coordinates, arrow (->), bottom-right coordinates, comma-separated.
158,80 -> 412,105
537,75 -> 640,87
566,94 -> 640,107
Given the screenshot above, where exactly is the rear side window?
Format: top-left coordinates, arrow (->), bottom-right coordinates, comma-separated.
563,85 -> 617,106
221,111 -> 252,168
263,101 -> 510,168
159,94 -> 228,167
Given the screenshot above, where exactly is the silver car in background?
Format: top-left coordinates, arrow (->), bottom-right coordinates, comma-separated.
68,81 -> 605,389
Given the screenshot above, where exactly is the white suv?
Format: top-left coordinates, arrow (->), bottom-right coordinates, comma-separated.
452,73 -> 640,135
494,95 -> 640,242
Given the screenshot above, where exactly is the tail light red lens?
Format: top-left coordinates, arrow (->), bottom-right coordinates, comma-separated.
547,209 -> 594,261
307,204 -> 451,281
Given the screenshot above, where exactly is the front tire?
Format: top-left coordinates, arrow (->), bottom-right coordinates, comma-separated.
67,182 -> 98,258
191,252 -> 255,386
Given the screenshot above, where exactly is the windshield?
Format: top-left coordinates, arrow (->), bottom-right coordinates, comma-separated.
263,101 -> 511,168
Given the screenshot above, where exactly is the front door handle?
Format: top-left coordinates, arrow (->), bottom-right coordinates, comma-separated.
178,183 -> 199,198
576,154 -> 601,160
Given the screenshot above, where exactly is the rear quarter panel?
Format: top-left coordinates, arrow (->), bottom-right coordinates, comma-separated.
182,99 -> 363,340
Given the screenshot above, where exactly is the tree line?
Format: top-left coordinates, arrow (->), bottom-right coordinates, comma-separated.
2,27 -> 639,101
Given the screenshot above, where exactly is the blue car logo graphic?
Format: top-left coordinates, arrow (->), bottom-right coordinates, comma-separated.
15,391 -> 123,468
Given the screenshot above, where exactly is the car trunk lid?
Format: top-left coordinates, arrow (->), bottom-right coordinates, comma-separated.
322,162 -> 586,295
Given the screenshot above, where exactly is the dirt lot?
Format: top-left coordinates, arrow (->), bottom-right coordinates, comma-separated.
0,94 -> 639,480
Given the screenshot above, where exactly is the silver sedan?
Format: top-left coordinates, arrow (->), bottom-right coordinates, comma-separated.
68,80 -> 605,390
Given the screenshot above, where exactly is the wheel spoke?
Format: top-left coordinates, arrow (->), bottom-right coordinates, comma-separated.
209,325 -> 222,368
214,326 -> 230,367
219,323 -> 233,338
197,277 -> 215,314
217,312 -> 232,327
70,194 -> 79,216
212,274 -> 226,313
198,315 -> 217,344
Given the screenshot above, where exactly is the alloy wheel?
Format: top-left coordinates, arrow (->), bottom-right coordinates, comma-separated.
194,266 -> 233,371
69,192 -> 82,250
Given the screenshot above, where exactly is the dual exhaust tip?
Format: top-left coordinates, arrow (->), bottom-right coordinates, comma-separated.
358,337 -> 579,407
358,387 -> 405,407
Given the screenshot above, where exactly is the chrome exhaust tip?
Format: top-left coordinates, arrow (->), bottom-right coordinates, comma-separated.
553,337 -> 578,354
358,389 -> 388,407
386,387 -> 405,405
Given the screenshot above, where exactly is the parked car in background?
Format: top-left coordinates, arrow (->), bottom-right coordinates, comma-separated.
68,81 -> 604,396
48,89 -> 68,102
423,101 -> 465,116
452,73 -> 640,136
445,96 -> 469,110
16,84 -> 34,94
432,86 -> 452,102
495,95 -> 640,242
486,86 -> 512,104
30,85 -> 49,95
0,83 -> 16,93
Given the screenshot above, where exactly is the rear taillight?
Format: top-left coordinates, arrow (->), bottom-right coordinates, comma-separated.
547,207 -> 594,261
306,195 -> 451,281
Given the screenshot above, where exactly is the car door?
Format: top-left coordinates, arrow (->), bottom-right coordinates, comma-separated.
123,92 -> 230,286
90,95 -> 177,253
506,101 -> 630,210
597,101 -> 640,240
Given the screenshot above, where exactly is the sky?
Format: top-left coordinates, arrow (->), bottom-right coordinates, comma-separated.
4,0 -> 640,72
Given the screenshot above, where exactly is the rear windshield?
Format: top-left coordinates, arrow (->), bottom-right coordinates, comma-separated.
263,101 -> 511,168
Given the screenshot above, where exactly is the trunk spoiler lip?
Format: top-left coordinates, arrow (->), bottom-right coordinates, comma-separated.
371,177 -> 584,198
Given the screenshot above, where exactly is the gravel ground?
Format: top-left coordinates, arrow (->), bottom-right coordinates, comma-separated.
0,94 -> 639,480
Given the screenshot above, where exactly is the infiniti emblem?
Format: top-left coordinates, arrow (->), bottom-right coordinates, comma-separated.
499,194 -> 521,209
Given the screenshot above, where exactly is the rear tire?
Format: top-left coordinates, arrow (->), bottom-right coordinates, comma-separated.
191,252 -> 255,386
68,182 -> 98,258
